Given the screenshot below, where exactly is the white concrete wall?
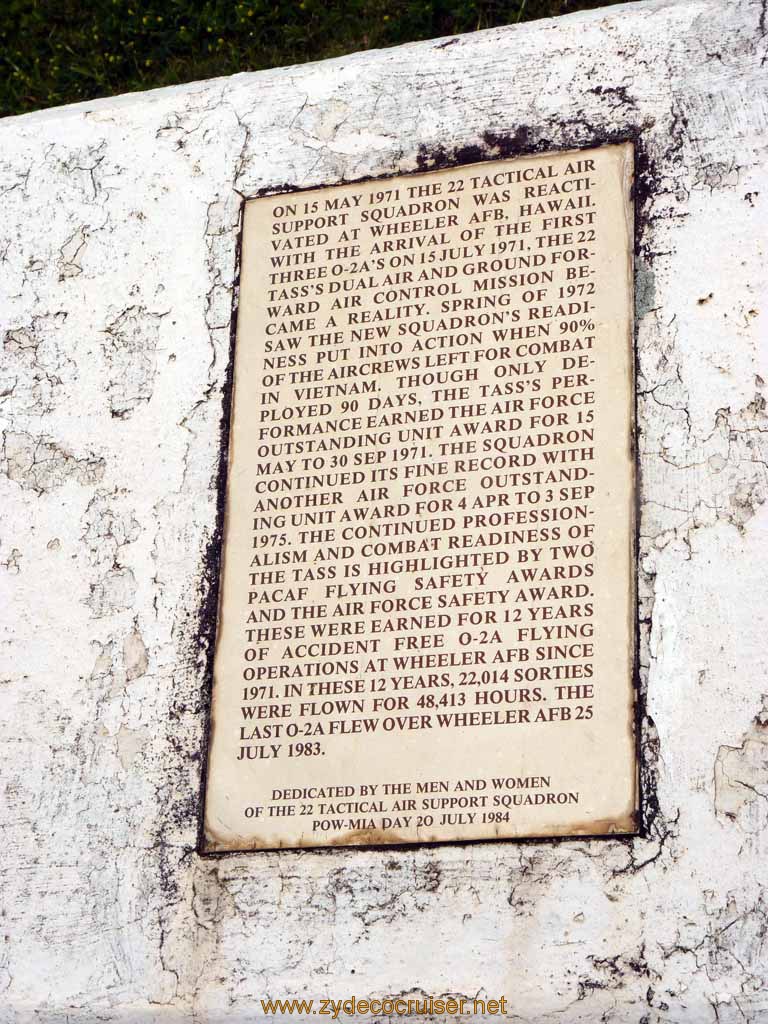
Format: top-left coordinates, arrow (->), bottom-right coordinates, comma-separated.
1,0 -> 767,1019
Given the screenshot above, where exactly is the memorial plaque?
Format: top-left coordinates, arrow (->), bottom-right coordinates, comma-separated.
202,143 -> 637,852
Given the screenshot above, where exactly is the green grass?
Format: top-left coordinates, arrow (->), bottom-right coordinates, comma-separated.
2,0 -> 632,117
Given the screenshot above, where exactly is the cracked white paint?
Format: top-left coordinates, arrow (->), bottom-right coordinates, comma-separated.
1,0 -> 767,1020
101,306 -> 167,419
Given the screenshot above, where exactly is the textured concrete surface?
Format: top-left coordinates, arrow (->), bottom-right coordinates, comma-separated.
1,0 -> 767,1019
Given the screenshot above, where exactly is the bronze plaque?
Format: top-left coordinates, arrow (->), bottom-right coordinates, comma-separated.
203,143 -> 637,852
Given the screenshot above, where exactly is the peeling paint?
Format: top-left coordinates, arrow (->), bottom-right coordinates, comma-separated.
715,698 -> 768,830
0,429 -> 105,493
101,305 -> 167,419
85,566 -> 137,617
123,624 -> 149,681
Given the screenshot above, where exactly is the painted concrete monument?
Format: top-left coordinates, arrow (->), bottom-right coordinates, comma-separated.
1,0 -> 767,1020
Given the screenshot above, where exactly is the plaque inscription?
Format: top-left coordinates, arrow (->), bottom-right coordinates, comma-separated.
203,143 -> 637,851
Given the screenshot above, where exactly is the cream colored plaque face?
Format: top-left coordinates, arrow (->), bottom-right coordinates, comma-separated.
203,143 -> 637,852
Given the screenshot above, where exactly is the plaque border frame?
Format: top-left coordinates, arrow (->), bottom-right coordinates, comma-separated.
197,132 -> 649,857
